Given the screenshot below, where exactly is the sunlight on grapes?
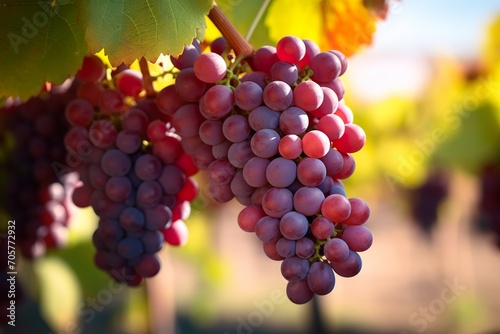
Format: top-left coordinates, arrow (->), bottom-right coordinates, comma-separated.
2,3 -> 500,334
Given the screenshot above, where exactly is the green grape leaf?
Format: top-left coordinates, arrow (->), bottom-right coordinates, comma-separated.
0,1 -> 87,102
76,0 -> 213,66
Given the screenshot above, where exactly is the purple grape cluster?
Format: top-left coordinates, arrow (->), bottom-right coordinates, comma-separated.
64,55 -> 199,285
0,82 -> 79,259
477,164 -> 500,248
166,36 -> 372,303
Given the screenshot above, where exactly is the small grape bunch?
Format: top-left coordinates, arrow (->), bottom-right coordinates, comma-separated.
65,55 -> 199,285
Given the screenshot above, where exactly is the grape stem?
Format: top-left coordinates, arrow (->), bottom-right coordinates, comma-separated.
208,2 -> 254,59
139,57 -> 155,97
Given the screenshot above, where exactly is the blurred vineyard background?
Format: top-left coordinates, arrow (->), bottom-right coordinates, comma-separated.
2,0 -> 500,333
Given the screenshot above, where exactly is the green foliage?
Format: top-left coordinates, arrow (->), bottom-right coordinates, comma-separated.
0,0 -> 86,101
433,102 -> 500,172
75,0 -> 213,65
0,0 -> 214,102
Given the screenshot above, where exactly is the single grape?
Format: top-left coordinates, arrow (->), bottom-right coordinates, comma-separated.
293,81 -> 324,111
321,194 -> 351,222
279,211 -> 309,240
254,216 -> 282,243
324,238 -> 350,262
105,176 -> 133,202
222,114 -> 251,143
210,36 -> 228,55
101,149 -> 132,177
115,69 -> 144,98
330,250 -> 362,277
263,81 -> 293,111
144,205 -> 172,231
228,140 -> 254,169
302,130 -> 331,158
342,198 -> 370,226
262,187 -> 294,218
175,68 -> 207,102
116,130 -> 141,154
276,36 -> 306,64
173,103 -> 205,138
156,85 -> 186,116
253,45 -> 279,72
335,103 -> 354,124
295,237 -> 316,259
293,187 -> 325,216
286,279 -> 314,304
266,157 -> 296,188
310,52 -> 342,83
207,159 -> 237,185
134,254 -> 161,277
333,123 -> 366,153
321,148 -> 344,177
297,158 -> 326,187
158,165 -> 186,195
134,154 -> 162,181
248,106 -> 280,131
278,134 -> 302,159
317,114 -> 345,142
136,181 -> 163,208
199,119 -> 225,146
242,157 -> 270,188
311,216 -> 335,240
65,99 -> 94,127
307,262 -> 335,295
200,85 -> 234,120
281,256 -> 310,282
250,128 -> 280,158
276,237 -> 296,258
270,61 -> 299,85
117,237 -> 143,260
237,205 -> 266,233
76,55 -> 105,82
170,44 -> 200,69
163,220 -> 189,246
340,225 -> 373,252
234,81 -> 263,111
193,52 -> 227,83
119,207 -> 145,232
279,107 -> 309,135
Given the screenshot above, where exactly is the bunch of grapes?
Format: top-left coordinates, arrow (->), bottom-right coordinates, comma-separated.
408,169 -> 449,237
65,55 -> 199,285
166,35 -> 372,304
0,82 -> 79,259
477,163 -> 500,248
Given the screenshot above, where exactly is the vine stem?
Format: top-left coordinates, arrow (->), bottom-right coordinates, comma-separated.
244,0 -> 272,41
139,57 -> 155,97
208,2 -> 254,58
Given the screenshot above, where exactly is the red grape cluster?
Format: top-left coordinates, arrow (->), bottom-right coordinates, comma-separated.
0,82 -> 79,259
167,36 -> 372,303
65,55 -> 199,285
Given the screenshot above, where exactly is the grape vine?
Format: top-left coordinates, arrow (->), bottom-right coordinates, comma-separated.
0,1 -> 375,309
